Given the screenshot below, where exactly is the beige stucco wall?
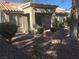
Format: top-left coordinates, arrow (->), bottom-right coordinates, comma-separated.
1,12 -> 9,23
23,7 -> 32,14
16,15 -> 29,33
22,15 -> 29,33
1,12 -> 29,33
23,7 -> 36,31
15,15 -> 22,33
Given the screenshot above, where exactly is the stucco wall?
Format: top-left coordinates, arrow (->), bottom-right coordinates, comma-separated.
16,15 -> 29,33
22,15 -> 29,33
23,7 -> 32,14
0,12 -> 9,23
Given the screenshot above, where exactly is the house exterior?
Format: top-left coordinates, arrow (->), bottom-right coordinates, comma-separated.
55,7 -> 70,20
0,2 -> 58,33
54,7 -> 70,27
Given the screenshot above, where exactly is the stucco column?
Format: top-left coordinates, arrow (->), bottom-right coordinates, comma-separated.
29,8 -> 35,31
51,13 -> 55,27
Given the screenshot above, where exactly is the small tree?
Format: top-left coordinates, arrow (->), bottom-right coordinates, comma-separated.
0,22 -> 18,43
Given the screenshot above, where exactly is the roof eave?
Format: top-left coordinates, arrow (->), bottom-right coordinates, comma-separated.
22,2 -> 58,9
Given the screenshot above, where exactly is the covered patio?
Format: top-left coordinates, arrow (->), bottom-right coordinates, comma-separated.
22,2 -> 58,33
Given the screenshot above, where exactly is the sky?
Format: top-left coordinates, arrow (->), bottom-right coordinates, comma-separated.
0,0 -> 72,9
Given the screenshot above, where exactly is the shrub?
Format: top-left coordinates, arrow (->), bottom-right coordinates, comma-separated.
37,27 -> 44,34
52,18 -> 64,31
66,17 -> 71,26
0,22 -> 18,42
50,27 -> 56,32
52,19 -> 60,30
59,22 -> 64,29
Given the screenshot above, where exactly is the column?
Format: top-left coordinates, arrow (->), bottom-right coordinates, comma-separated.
51,13 -> 55,27
29,7 -> 35,31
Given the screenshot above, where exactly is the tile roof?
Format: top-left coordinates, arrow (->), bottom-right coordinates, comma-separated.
0,2 -> 22,11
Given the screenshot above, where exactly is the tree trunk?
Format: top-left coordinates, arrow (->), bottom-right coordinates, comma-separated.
70,17 -> 78,40
70,0 -> 79,40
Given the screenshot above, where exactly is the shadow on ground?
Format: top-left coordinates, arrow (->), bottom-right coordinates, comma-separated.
0,38 -> 31,59
1,28 -> 79,59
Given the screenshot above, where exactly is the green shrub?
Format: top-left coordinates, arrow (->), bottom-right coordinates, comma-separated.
37,27 -> 44,34
59,22 -> 64,29
0,22 -> 18,42
66,17 -> 71,26
53,19 -> 59,30
52,18 -> 64,31
50,27 -> 56,32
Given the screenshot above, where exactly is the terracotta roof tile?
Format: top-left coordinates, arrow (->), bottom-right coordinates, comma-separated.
0,2 -> 22,11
